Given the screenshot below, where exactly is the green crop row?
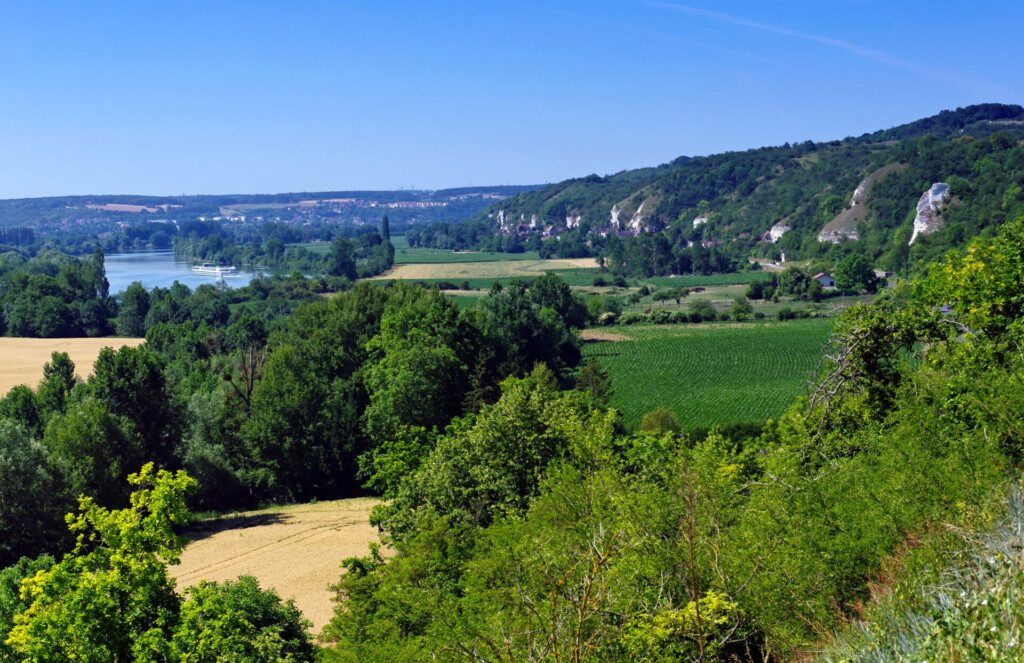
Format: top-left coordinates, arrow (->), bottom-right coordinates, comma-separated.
584,318 -> 833,430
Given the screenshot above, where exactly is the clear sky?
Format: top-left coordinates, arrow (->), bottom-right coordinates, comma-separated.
0,1 -> 1020,198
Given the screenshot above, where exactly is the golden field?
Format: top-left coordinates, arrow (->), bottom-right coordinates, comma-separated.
0,337 -> 144,395
171,498 -> 383,633
371,257 -> 598,281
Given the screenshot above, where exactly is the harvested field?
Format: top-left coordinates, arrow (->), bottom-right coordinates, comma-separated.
374,257 -> 598,281
580,329 -> 631,342
171,498 -> 383,633
0,337 -> 144,395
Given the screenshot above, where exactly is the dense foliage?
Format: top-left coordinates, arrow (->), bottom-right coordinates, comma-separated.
4,190 -> 1024,658
318,216 -> 1024,660
0,249 -> 113,337
173,215 -> 397,278
2,465 -> 315,661
0,273 -> 586,569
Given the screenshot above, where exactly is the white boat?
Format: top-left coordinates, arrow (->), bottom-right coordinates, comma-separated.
191,263 -> 238,277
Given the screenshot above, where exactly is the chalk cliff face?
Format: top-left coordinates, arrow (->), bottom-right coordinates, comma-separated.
628,201 -> 647,233
818,226 -> 859,243
909,182 -> 950,245
766,222 -> 790,243
496,209 -> 511,234
692,215 -> 709,228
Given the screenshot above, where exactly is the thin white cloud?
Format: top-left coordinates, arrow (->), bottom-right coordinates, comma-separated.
644,0 -> 1012,97
514,1 -> 792,69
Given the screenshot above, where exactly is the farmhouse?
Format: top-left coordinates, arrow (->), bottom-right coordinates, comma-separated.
813,272 -> 836,288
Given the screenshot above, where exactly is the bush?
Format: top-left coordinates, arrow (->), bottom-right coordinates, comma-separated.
639,406 -> 681,434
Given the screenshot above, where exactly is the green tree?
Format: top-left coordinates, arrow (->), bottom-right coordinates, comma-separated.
576,357 -> 613,405
639,406 -> 682,435
834,254 -> 877,293
730,295 -> 754,320
115,282 -> 150,337
88,345 -> 184,468
0,421 -> 68,568
364,333 -> 465,445
172,576 -> 314,661
0,385 -> 42,436
36,351 -> 77,418
0,555 -> 55,663
6,464 -> 195,661
327,237 -> 357,280
42,397 -> 144,507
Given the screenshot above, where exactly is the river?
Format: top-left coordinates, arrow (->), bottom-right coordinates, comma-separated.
104,250 -> 258,294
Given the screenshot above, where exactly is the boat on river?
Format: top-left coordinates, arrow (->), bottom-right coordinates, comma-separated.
191,263 -> 238,277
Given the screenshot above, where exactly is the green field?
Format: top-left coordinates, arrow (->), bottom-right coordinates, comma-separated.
393,247 -> 541,264
585,318 -> 833,430
638,272 -> 771,288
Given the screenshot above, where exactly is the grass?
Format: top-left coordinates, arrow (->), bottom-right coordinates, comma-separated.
393,247 -> 541,264
0,337 -> 145,395
638,272 -> 771,288
289,237 -> 541,264
171,497 -> 383,633
584,318 -> 833,430
819,488 -> 1024,661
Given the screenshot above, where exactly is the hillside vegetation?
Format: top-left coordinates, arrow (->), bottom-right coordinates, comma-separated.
410,104 -> 1024,277
319,216 -> 1024,660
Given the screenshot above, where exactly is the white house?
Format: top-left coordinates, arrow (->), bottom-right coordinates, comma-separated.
813,272 -> 836,288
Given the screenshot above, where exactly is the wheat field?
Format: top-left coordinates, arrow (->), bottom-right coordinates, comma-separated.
373,257 -> 598,281
171,498 -> 384,633
0,337 -> 144,395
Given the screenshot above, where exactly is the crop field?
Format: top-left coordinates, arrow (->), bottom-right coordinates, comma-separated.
394,247 -> 541,264
583,318 -> 834,430
373,257 -> 599,281
0,337 -> 144,395
638,272 -> 771,288
171,498 -> 383,633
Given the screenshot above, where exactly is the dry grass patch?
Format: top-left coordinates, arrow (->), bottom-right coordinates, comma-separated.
0,337 -> 144,395
372,257 -> 598,281
580,329 -> 631,342
171,498 -> 384,633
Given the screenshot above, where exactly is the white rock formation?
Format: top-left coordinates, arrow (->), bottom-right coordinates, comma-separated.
765,222 -> 791,243
818,227 -> 858,243
909,182 -> 950,245
566,213 -> 582,229
628,201 -> 647,234
693,215 -> 709,228
850,182 -> 868,207
497,209 -> 511,235
610,205 -> 621,228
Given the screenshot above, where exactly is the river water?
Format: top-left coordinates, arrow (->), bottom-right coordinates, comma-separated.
104,250 -> 258,294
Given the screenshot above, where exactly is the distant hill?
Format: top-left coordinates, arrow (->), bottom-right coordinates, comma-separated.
0,185 -> 542,231
414,104 -> 1024,275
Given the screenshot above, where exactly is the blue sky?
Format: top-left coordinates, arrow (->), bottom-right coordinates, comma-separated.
0,1 -> 1020,198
